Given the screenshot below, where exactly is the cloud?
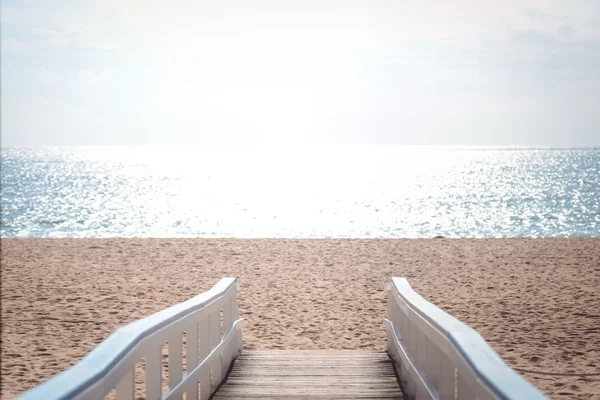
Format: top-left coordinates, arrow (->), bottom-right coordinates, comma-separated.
37,67 -> 61,84
0,37 -> 37,56
32,28 -> 72,47
3,1 -> 123,51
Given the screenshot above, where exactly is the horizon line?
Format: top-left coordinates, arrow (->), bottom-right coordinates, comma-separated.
3,144 -> 600,150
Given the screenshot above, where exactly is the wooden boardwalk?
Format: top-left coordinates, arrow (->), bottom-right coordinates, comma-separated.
212,351 -> 404,399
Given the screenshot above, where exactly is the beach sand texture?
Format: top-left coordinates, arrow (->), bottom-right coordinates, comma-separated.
1,238 -> 599,399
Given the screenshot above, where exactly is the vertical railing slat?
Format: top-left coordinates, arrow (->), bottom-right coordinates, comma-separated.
146,346 -> 162,400
198,319 -> 211,399
168,331 -> 183,400
387,289 -> 394,355
223,295 -> 233,334
116,368 -> 135,400
221,295 -> 235,375
438,351 -> 455,400
199,368 -> 211,400
187,323 -> 199,400
416,326 -> 427,373
209,310 -> 222,389
424,335 -> 440,392
458,368 -> 476,400
199,318 -> 210,359
406,368 -> 417,399
232,286 -> 243,353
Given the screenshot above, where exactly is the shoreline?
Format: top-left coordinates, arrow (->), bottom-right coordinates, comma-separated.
2,238 -> 599,399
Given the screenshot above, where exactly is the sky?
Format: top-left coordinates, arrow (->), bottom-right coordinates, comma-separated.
1,0 -> 600,146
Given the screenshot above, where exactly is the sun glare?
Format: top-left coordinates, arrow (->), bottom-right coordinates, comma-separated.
153,19 -> 365,144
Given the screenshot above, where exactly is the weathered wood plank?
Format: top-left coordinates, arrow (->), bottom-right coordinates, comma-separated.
213,395 -> 403,399
224,377 -> 399,383
212,350 -> 404,399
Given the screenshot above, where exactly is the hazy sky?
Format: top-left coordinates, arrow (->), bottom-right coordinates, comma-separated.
1,0 -> 599,146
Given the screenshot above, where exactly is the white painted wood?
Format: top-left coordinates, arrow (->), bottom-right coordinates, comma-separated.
199,320 -> 211,360
385,278 -> 548,400
384,318 -> 439,400
187,323 -> 199,367
183,380 -> 198,400
72,377 -> 104,400
408,318 -> 417,360
168,331 -> 183,400
98,342 -> 146,397
416,382 -> 431,400
387,290 -> 396,355
406,370 -> 417,399
160,319 -> 244,400
209,310 -> 222,389
458,369 -> 476,400
416,325 -> 427,373
187,323 -> 199,400
221,297 -> 234,374
146,346 -> 162,400
115,368 -> 134,400
438,352 -> 455,400
223,296 -> 233,335
20,278 -> 244,400
232,284 -> 243,353
199,367 -> 211,400
198,317 -> 211,399
476,380 -> 499,400
425,335 -> 440,392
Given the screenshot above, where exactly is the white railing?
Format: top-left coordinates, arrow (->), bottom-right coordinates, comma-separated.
384,277 -> 548,400
20,277 -> 244,400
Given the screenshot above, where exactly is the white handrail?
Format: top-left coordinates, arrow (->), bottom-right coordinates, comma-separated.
384,277 -> 548,400
19,277 -> 244,400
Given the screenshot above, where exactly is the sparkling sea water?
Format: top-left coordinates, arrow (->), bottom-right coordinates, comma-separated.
1,146 -> 599,238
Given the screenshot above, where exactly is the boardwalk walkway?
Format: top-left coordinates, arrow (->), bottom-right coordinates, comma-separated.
212,350 -> 404,399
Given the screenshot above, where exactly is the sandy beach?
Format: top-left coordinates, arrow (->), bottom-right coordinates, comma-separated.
1,238 -> 599,399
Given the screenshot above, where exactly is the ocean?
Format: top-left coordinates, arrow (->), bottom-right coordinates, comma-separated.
1,146 -> 599,238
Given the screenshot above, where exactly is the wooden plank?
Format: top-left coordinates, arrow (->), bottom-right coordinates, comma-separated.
225,374 -> 399,380
233,360 -> 392,363
212,393 -> 402,400
212,351 -> 404,399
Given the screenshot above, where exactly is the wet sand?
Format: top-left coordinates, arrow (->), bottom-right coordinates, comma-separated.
1,238 -> 599,399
